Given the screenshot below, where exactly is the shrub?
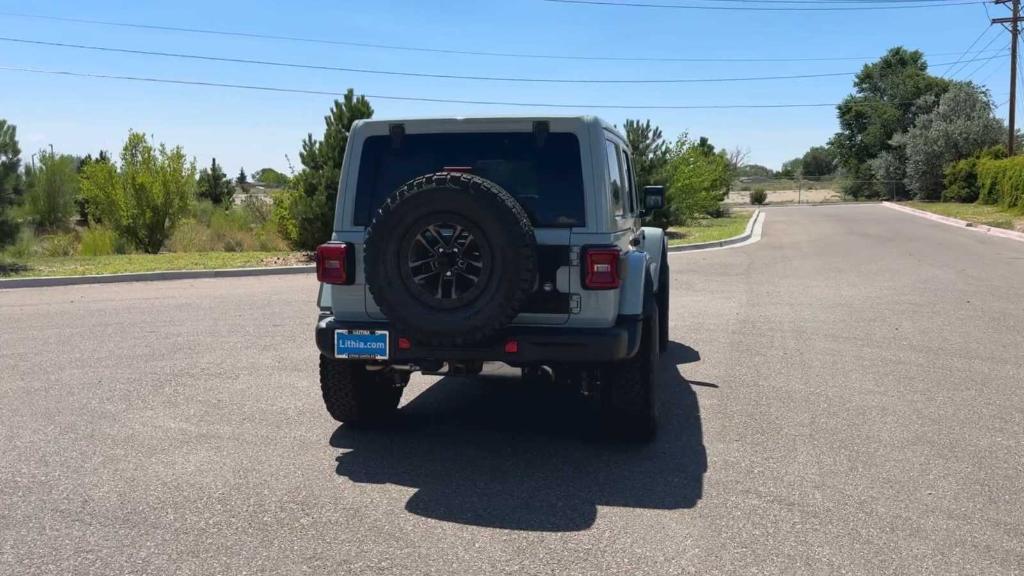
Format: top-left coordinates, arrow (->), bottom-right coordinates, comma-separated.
80,131 -> 196,253
750,188 -> 767,205
254,221 -> 288,251
977,156 -> 1024,209
39,232 -> 78,257
191,199 -> 218,226
4,226 -> 38,259
942,157 -> 980,203
943,146 -> 1007,203
166,206 -> 284,253
25,152 -> 78,231
166,219 -> 214,252
272,188 -> 301,246
241,195 -> 273,225
662,135 -> 732,226
79,226 -> 120,256
706,203 -> 731,218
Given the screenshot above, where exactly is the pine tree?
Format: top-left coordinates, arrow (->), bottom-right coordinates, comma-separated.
281,89 -> 373,249
197,158 -> 234,205
236,167 -> 249,193
0,119 -> 22,246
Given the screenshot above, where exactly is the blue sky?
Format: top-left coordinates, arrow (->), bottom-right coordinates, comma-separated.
0,0 -> 1013,174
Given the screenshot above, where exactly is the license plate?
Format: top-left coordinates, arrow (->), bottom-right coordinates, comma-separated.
334,329 -> 389,360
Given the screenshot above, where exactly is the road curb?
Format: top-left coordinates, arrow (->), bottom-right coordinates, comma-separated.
668,209 -> 761,252
755,201 -> 882,208
0,264 -> 315,290
882,202 -> 1024,244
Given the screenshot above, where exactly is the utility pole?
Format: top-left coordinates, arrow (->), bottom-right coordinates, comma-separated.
994,0 -> 1021,155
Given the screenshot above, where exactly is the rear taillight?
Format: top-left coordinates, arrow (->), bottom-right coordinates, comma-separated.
316,242 -> 353,285
583,246 -> 621,290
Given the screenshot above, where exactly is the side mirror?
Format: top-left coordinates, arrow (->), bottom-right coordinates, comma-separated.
643,186 -> 665,214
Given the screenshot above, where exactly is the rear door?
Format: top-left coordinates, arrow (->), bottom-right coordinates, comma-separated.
351,124 -> 586,325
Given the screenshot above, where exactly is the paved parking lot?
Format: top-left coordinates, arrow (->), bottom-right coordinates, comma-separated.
2,204 -> 1023,575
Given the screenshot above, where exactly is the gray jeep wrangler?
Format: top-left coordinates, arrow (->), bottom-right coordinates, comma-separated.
314,116 -> 669,438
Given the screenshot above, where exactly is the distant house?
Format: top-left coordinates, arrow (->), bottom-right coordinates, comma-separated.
233,182 -> 278,205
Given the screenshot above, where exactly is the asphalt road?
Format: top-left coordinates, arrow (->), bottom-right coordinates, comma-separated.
2,204 -> 1023,575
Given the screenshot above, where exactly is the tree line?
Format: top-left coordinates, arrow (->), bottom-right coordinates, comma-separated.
807,47 -> 1011,204
0,119 -> 294,256
7,46 -> 1015,260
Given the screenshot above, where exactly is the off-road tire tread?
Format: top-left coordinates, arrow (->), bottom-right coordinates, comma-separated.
319,356 -> 404,425
601,297 -> 659,441
364,172 -> 536,346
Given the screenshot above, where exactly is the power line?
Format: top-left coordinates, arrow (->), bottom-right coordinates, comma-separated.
3,65 -> 1004,110
542,0 -> 986,10
976,57 -> 1007,84
949,29 -> 1005,77
943,26 -> 994,78
967,51 -> 1010,83
1016,35 -> 1024,107
964,51 -> 1009,80
0,36 -> 1005,85
0,11 -> 1003,63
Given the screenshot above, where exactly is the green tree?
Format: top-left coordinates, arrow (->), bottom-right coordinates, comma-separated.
801,146 -> 835,178
867,150 -> 906,200
197,158 -> 234,205
736,164 -> 773,178
624,119 -> 671,189
75,151 -> 111,222
25,151 -> 78,230
236,167 -> 249,192
829,47 -> 950,197
280,89 -> 373,250
80,131 -> 197,254
0,119 -> 22,246
624,119 -> 673,225
899,83 -> 1004,200
663,134 -> 731,225
694,136 -> 716,156
253,167 -> 289,187
779,157 -> 803,179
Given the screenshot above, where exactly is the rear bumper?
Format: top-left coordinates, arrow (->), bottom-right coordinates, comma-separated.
315,315 -> 642,364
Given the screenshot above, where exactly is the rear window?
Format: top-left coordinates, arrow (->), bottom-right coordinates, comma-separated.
353,131 -> 586,228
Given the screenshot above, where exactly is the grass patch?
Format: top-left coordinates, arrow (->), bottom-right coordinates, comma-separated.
903,202 -> 1024,231
0,251 -> 303,278
667,210 -> 753,246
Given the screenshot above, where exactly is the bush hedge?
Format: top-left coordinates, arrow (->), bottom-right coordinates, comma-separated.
943,146 -> 1006,204
977,156 -> 1024,210
942,157 -> 981,203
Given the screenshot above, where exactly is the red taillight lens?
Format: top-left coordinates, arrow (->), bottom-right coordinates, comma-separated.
584,247 -> 621,290
504,339 -> 519,354
316,243 -> 352,285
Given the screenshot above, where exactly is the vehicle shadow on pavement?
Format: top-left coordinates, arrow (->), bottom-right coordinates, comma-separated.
330,341 -> 708,532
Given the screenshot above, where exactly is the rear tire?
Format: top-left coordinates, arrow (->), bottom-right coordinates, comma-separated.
319,356 -> 407,425
600,301 -> 659,441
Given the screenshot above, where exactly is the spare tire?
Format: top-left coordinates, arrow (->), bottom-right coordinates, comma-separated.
364,172 -> 537,346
